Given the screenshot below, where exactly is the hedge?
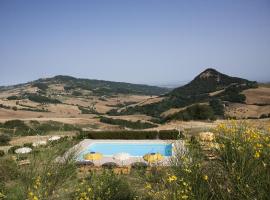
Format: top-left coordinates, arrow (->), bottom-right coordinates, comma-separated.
76,130 -> 183,140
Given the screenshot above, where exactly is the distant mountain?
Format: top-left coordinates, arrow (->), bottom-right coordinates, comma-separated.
157,81 -> 188,89
169,68 -> 255,97
111,68 -> 258,120
1,75 -> 170,96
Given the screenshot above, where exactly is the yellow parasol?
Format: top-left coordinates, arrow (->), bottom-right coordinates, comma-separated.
143,153 -> 164,163
84,152 -> 103,161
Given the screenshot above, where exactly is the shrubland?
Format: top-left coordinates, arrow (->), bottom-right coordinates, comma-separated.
0,121 -> 269,200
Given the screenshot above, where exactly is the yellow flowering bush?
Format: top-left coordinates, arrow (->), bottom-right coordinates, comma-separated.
214,121 -> 270,199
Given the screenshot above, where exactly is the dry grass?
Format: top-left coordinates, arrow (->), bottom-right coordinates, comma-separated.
225,103 -> 270,118
242,86 -> 270,105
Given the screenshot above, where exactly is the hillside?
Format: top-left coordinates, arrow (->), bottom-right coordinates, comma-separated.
0,76 -> 169,130
0,70 -> 269,128
0,75 -> 169,96
169,68 -> 255,97
111,68 -> 261,120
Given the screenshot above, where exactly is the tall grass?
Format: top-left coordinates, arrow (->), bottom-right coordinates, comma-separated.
0,140 -> 77,200
73,170 -> 136,200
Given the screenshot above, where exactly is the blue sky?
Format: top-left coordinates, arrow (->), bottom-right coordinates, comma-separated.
0,0 -> 270,86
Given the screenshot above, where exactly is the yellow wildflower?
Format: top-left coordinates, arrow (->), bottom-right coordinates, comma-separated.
181,195 -> 188,199
254,151 -> 260,159
145,183 -> 152,189
167,175 -> 177,183
203,175 -> 208,181
0,192 -> 6,198
184,168 -> 192,173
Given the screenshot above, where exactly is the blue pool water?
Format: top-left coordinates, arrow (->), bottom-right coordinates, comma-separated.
78,143 -> 172,159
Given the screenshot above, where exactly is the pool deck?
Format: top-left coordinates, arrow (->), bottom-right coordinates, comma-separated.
69,139 -> 185,166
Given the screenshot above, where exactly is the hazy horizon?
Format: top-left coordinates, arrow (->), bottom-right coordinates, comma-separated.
1,0 -> 270,86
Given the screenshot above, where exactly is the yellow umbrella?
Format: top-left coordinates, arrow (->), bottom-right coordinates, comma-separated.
143,153 -> 164,163
84,152 -> 103,161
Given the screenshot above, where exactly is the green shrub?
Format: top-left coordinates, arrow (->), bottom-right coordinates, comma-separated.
12,106 -> 18,111
8,145 -> 21,154
0,150 -> 4,157
0,134 -> 11,145
23,143 -> 33,148
159,129 -> 184,139
101,162 -> 119,169
131,162 -> 147,170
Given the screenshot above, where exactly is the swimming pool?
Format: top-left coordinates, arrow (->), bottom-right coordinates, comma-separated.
78,142 -> 173,159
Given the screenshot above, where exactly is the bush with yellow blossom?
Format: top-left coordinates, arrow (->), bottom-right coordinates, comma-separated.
214,121 -> 270,199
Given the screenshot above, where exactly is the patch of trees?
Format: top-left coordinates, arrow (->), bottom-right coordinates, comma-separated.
100,117 -> 158,129
32,82 -> 49,90
78,106 -> 99,114
27,94 -> 61,104
219,85 -> 246,103
165,104 -> 216,121
7,95 -> 21,100
209,99 -> 224,116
